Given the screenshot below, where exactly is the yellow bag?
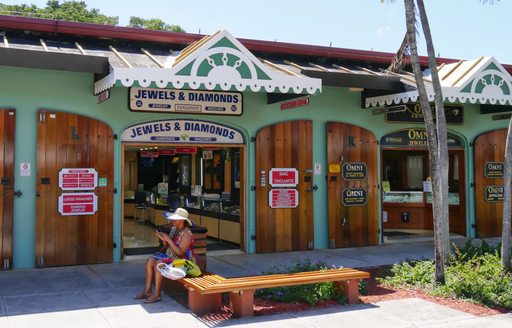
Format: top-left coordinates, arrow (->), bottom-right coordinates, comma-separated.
183,259 -> 202,277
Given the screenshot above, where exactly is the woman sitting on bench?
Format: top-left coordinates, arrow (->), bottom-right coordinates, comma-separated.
134,208 -> 195,304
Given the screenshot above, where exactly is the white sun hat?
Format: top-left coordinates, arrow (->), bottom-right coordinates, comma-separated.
163,207 -> 192,226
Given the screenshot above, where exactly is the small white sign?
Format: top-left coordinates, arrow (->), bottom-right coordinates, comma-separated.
383,211 -> 388,223
20,162 -> 31,177
423,181 -> 432,192
314,163 -> 321,175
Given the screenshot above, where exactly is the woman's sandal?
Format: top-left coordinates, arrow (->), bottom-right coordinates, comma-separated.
143,296 -> 161,304
133,291 -> 151,300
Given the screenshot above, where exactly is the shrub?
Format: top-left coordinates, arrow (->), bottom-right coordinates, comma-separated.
378,240 -> 512,309
255,259 -> 346,305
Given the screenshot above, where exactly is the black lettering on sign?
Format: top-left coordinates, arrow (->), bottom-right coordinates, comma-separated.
342,162 -> 367,180
342,188 -> 367,206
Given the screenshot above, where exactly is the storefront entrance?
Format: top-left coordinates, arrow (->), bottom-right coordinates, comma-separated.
381,129 -> 466,242
474,129 -> 507,237
0,109 -> 15,270
255,120 -> 314,253
326,122 -> 379,248
35,111 -> 114,267
120,119 -> 245,256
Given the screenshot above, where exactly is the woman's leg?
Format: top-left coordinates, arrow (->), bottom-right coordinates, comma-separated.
145,260 -> 163,302
135,257 -> 156,299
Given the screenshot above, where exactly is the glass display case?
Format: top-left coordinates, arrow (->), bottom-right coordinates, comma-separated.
425,192 -> 460,205
185,194 -> 240,221
383,191 -> 424,203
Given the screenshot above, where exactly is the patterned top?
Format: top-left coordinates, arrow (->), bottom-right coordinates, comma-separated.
163,226 -> 195,263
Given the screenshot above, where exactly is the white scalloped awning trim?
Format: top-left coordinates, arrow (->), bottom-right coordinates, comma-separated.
365,87 -> 512,107
94,67 -> 321,95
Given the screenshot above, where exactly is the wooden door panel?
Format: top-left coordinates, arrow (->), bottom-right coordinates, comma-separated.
36,111 -> 114,267
0,109 -> 15,270
255,120 -> 313,253
327,122 -> 378,248
474,129 -> 506,237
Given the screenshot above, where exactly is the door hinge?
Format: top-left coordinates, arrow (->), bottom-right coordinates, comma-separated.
3,259 -> 10,270
37,256 -> 44,268
113,242 -> 117,248
250,234 -> 256,240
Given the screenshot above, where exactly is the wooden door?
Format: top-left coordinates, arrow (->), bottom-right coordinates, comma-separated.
36,111 -> 114,267
327,122 -> 378,248
255,120 -> 314,253
474,129 -> 507,237
0,109 -> 15,270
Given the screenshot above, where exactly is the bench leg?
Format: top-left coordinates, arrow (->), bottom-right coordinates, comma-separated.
335,279 -> 360,304
230,290 -> 254,318
187,289 -> 222,315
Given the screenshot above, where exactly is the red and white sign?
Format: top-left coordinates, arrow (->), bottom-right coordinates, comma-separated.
58,168 -> 98,190
158,149 -> 176,156
58,192 -> 98,216
280,97 -> 309,111
269,168 -> 299,187
140,151 -> 159,158
176,147 -> 197,154
269,189 -> 299,208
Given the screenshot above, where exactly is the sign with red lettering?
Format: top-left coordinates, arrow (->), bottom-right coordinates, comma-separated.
58,168 -> 98,190
280,97 -> 309,111
58,192 -> 98,216
176,147 -> 197,154
269,189 -> 299,208
269,168 -> 299,187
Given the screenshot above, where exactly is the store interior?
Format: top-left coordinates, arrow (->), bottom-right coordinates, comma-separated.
381,149 -> 465,242
122,145 -> 242,256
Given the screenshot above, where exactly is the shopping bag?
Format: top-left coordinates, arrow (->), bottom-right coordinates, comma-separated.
183,259 -> 202,277
156,262 -> 186,280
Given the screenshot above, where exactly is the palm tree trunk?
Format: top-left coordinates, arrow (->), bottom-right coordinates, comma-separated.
416,0 -> 450,263
404,0 -> 445,284
502,118 -> 512,271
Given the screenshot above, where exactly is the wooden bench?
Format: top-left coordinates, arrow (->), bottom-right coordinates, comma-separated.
179,268 -> 370,317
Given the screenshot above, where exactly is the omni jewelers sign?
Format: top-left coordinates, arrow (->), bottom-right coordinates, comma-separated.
121,119 -> 244,144
129,88 -> 242,116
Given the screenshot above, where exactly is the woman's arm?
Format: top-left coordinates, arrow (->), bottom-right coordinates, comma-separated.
163,231 -> 191,257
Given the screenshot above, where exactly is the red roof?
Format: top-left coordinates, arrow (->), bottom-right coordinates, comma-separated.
0,15 -> 468,68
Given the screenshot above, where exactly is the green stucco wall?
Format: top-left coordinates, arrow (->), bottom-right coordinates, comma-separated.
1,65 -> 509,269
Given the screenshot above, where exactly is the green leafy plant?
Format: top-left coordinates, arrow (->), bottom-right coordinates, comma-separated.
255,259 -> 347,306
378,240 -> 512,309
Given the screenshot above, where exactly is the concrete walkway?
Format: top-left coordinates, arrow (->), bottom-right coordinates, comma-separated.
1,238 -> 511,328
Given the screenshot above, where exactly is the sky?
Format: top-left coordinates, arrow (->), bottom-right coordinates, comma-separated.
2,0 -> 512,64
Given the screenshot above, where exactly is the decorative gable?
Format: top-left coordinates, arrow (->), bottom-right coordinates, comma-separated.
94,30 -> 321,95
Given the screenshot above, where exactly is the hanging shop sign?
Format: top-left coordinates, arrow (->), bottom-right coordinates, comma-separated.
342,188 -> 367,206
385,103 -> 463,124
269,168 -> 299,187
484,162 -> 504,178
140,151 -> 159,158
158,149 -> 176,156
121,119 -> 244,144
485,185 -> 504,202
269,189 -> 299,208
176,147 -> 197,154
58,192 -> 98,216
342,162 -> 367,180
129,88 -> 242,116
280,97 -> 309,111
58,168 -> 98,190
380,129 -> 463,148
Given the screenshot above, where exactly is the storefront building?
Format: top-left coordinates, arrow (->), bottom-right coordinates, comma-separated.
1,16 -> 511,269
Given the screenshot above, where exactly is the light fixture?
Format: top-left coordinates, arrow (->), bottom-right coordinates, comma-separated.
372,104 -> 407,115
